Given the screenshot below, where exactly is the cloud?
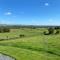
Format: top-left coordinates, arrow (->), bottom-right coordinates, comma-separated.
44,3 -> 49,6
4,12 -> 12,15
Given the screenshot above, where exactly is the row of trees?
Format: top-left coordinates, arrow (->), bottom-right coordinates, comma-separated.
0,28 -> 10,33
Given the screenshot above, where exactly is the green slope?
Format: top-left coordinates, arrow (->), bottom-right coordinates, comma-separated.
0,28 -> 60,60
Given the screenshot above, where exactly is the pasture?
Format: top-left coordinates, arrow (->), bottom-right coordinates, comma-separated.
0,28 -> 60,60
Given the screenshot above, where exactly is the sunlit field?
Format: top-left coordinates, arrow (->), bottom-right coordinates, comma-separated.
0,28 -> 60,60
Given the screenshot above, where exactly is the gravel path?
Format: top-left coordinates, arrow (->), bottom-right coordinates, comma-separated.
0,54 -> 15,60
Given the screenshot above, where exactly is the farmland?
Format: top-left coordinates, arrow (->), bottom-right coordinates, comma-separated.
0,27 -> 60,60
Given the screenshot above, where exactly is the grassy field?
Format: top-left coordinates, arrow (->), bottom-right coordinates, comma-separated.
0,28 -> 60,60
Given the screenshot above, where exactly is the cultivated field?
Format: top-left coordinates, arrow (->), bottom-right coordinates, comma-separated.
0,28 -> 60,60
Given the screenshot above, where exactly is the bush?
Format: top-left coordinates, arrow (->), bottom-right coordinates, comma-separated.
55,30 -> 59,34
54,27 -> 60,34
48,27 -> 54,34
54,27 -> 60,29
44,27 -> 60,35
19,34 -> 25,38
43,31 -> 49,35
44,27 -> 55,35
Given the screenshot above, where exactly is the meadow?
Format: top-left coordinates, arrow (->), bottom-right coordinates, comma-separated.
0,28 -> 60,60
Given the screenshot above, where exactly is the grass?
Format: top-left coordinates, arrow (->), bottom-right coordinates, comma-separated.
0,28 -> 60,60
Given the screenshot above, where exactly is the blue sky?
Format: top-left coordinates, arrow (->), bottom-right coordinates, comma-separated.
0,0 -> 60,25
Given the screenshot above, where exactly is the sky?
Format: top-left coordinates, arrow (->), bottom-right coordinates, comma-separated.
0,0 -> 60,25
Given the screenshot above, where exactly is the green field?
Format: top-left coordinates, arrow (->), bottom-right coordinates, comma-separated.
0,28 -> 60,60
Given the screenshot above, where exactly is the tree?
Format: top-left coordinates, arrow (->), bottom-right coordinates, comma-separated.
55,30 -> 59,34
3,28 -> 10,32
43,31 -> 49,35
48,27 -> 54,34
43,27 -> 54,35
54,27 -> 60,34
0,27 -> 10,33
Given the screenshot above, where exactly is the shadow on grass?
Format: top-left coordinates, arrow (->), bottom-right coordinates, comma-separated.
0,43 -> 60,57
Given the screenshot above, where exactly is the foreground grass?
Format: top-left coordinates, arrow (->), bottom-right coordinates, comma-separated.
0,46 -> 60,60
0,28 -> 60,60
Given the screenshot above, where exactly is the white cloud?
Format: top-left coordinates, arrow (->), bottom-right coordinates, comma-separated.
44,3 -> 49,6
4,12 -> 12,15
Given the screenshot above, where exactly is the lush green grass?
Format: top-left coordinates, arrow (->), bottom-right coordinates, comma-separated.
0,28 -> 43,38
0,28 -> 60,60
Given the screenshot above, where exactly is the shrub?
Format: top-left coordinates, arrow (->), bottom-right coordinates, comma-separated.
43,31 -> 49,35
55,30 -> 59,34
44,27 -> 55,35
19,34 -> 25,38
48,27 -> 54,34
54,27 -> 60,29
